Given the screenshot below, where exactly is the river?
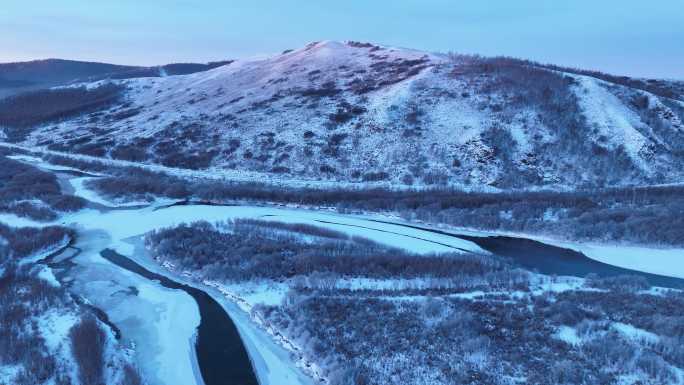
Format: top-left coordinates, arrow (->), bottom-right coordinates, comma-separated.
101,249 -> 258,385
366,219 -> 684,289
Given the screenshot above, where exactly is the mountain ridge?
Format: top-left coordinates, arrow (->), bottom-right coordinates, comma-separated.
0,58 -> 232,98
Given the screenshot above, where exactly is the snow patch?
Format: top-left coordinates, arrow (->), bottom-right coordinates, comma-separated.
0,212 -> 46,227
37,265 -> 61,287
8,154 -> 104,175
555,325 -> 581,346
574,76 -> 650,170
69,176 -> 152,207
612,322 -> 660,345
0,365 -> 22,384
36,310 -> 79,352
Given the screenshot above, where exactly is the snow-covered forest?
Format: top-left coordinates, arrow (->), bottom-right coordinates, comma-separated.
146,219 -> 684,385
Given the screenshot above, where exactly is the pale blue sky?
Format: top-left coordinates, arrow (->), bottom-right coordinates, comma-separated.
1,1 -> 682,79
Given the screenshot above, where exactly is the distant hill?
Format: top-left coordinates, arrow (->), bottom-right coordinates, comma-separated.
0,58 -> 232,98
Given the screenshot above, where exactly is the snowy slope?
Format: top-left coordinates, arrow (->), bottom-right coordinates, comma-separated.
16,40 -> 684,189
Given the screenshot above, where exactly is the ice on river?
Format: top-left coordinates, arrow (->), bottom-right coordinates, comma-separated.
56,205 -> 485,256
65,229 -> 202,385
551,241 -> 684,280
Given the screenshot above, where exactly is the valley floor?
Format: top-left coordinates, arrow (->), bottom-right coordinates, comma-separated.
2,152 -> 684,385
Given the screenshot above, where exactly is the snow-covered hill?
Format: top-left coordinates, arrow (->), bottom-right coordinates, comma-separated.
15,41 -> 684,189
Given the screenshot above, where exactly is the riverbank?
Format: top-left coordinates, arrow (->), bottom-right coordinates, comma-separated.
125,237 -> 317,385
101,247 -> 258,385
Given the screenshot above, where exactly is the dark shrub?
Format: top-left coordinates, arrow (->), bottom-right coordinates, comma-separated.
69,317 -> 106,385
111,144 -> 149,162
0,224 -> 72,261
120,364 -> 143,385
0,156 -> 85,219
328,133 -> 348,146
362,171 -> 389,182
108,107 -> 141,121
146,219 -> 509,282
